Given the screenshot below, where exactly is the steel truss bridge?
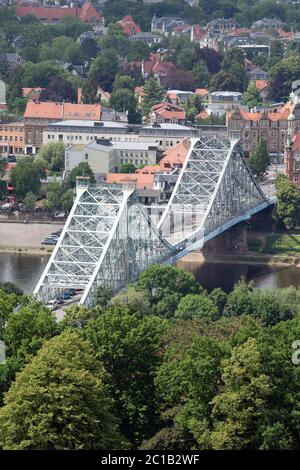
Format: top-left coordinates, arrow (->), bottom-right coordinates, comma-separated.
34,137 -> 275,307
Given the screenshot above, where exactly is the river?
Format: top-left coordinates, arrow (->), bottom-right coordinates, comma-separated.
0,253 -> 300,294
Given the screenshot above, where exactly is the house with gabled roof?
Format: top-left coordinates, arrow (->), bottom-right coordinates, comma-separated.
23,101 -> 101,154
14,2 -> 104,25
117,16 -> 141,36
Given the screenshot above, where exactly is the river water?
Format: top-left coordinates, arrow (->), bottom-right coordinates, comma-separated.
0,253 -> 299,294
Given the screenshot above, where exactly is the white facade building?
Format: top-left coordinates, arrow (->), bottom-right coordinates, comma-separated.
44,120 -> 199,150
65,139 -> 158,178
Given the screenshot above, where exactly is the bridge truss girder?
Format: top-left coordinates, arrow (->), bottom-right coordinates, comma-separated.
34,185 -> 173,307
158,137 -> 267,248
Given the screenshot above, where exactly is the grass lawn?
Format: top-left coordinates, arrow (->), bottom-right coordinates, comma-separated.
248,234 -> 300,256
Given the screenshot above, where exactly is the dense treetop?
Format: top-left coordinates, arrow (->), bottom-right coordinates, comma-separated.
0,265 -> 300,449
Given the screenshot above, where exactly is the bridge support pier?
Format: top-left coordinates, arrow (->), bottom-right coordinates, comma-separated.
202,222 -> 248,254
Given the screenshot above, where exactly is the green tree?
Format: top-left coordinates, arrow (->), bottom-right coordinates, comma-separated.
192,61 -> 210,88
66,162 -> 96,189
211,338 -> 271,449
0,289 -> 19,339
0,282 -> 23,297
175,294 -> 219,321
249,137 -> 270,179
40,75 -> 76,104
268,54 -> 300,102
209,71 -> 239,92
120,162 -> 136,173
146,336 -> 226,450
110,286 -> 151,315
243,82 -> 261,108
84,306 -> 167,446
39,142 -> 65,172
274,174 -> 300,229
224,280 -> 254,317
141,78 -> 165,117
60,188 -> 74,212
96,286 -> 113,308
82,50 -> 119,101
209,288 -> 228,316
113,74 -> 135,92
39,36 -> 84,64
23,191 -> 37,212
10,158 -> 42,198
46,190 -> 61,214
109,88 -> 137,113
222,47 -> 245,71
0,301 -> 59,401
137,264 -> 200,305
0,330 -> 124,450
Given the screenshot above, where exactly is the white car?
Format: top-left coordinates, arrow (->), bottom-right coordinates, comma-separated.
46,299 -> 58,310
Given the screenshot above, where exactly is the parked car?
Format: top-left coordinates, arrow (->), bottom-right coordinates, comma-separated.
67,288 -> 76,296
46,299 -> 58,310
42,239 -> 57,245
62,292 -> 71,300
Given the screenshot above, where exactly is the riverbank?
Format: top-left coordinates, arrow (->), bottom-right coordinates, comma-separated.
0,222 -> 61,254
180,251 -> 300,267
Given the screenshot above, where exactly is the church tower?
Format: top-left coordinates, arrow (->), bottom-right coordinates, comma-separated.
284,113 -> 296,181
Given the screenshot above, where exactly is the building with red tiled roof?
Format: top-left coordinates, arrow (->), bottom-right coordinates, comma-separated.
22,87 -> 44,102
24,101 -> 101,154
195,88 -> 209,99
105,172 -> 154,190
195,110 -> 209,121
227,102 -> 296,156
127,53 -> 176,84
15,3 -> 103,25
159,139 -> 190,172
117,15 -> 141,36
150,102 -> 186,125
105,138 -> 191,207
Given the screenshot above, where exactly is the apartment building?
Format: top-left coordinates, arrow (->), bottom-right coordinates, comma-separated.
65,139 -> 158,178
0,123 -> 25,156
44,120 -> 199,150
24,102 -> 101,154
227,103 -> 297,157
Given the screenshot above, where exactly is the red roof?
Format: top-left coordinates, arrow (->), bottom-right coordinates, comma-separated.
227,102 -> 294,123
255,80 -> 268,91
105,172 -> 153,190
152,102 -> 185,121
15,3 -> 102,23
79,3 -> 102,22
117,15 -> 141,36
22,87 -> 44,101
24,101 -> 101,120
196,110 -> 209,120
195,88 -> 209,97
159,139 -> 190,171
144,53 -> 176,76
